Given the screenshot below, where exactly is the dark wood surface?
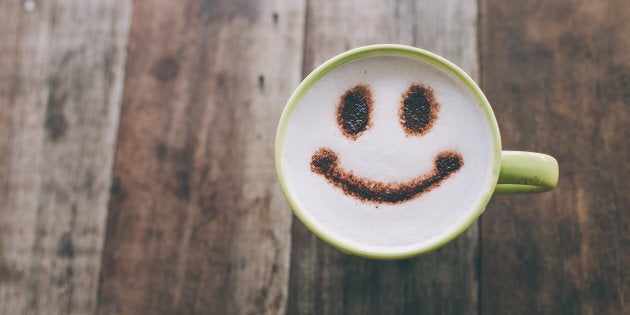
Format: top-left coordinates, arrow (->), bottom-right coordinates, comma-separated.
481,1 -> 629,314
0,1 -> 131,313
97,1 -> 302,314
0,0 -> 628,314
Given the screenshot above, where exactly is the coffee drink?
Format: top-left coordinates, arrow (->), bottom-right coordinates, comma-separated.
277,52 -> 496,255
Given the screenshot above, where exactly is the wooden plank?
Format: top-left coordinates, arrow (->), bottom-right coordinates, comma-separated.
287,1 -> 480,314
0,1 -> 131,314
481,0 -> 630,313
97,0 -> 305,314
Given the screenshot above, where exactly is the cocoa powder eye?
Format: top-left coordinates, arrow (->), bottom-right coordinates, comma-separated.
337,84 -> 373,140
400,83 -> 439,136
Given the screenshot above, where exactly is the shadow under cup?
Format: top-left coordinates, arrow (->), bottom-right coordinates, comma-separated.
275,44 -> 558,260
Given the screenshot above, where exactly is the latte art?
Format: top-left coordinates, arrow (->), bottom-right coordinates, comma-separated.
337,84 -> 373,140
399,83 -> 439,136
278,53 -> 496,254
311,147 -> 463,203
312,80 -> 463,204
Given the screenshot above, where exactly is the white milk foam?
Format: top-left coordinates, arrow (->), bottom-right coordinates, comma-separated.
280,54 -> 495,254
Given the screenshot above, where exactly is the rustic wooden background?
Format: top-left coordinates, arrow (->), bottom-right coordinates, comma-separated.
1,0 -> 628,314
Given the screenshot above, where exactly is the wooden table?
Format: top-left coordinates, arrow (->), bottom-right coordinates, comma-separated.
1,0 -> 628,314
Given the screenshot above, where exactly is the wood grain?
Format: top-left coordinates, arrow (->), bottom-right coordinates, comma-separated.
97,0 -> 305,314
481,0 -> 630,314
0,0 -> 131,314
288,1 -> 481,314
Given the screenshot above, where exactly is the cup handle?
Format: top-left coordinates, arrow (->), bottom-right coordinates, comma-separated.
494,151 -> 559,194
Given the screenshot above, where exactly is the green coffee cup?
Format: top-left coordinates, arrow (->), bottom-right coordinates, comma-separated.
276,44 -> 558,259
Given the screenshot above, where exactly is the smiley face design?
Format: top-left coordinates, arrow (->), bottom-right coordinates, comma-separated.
310,83 -> 463,204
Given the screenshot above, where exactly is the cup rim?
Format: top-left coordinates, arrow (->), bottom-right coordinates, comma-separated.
275,44 -> 502,259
